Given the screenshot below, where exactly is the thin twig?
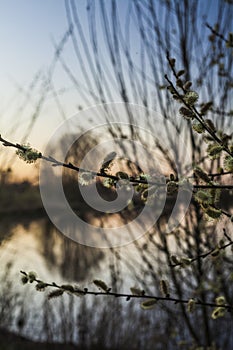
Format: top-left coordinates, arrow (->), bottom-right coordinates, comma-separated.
170,230 -> 233,267
0,135 -> 232,190
164,74 -> 233,158
20,271 -> 233,311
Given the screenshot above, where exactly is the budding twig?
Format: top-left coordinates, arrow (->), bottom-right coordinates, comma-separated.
20,271 -> 233,312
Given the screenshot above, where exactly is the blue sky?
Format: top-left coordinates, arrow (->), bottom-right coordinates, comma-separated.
0,0 -> 132,179
0,0 -> 131,103
0,1 -> 69,149
0,1 -> 67,86
0,1 -> 72,178
0,0 -> 231,180
0,1 -> 132,148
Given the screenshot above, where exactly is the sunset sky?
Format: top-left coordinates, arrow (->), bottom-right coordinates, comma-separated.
0,1 -> 73,142
0,0 -> 226,180
0,1 -> 89,179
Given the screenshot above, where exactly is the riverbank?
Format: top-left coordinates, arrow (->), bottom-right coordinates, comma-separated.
0,328 -> 75,350
0,182 -> 43,215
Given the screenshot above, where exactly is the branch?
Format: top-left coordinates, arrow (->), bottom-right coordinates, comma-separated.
0,135 -> 232,191
164,74 -> 233,158
205,23 -> 229,45
170,234 -> 233,268
20,271 -> 233,312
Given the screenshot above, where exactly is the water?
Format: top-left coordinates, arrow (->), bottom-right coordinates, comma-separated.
0,215 -> 153,343
0,214 -> 232,349
0,214 -> 172,348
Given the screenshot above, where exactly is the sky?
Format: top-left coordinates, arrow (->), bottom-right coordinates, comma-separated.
0,0 -> 134,180
0,0 -> 230,181
0,1 -> 66,98
0,1 -> 75,138
0,1 -> 88,179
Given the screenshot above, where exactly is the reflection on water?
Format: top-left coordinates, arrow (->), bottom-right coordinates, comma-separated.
0,216 -> 105,283
0,215 -> 107,344
0,215 -> 164,348
0,213 -> 232,349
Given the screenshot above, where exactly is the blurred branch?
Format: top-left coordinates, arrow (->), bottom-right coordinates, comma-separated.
170,229 -> 233,268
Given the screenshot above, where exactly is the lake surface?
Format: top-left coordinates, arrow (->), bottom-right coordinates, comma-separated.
0,213 -> 232,349
0,215 -> 161,345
